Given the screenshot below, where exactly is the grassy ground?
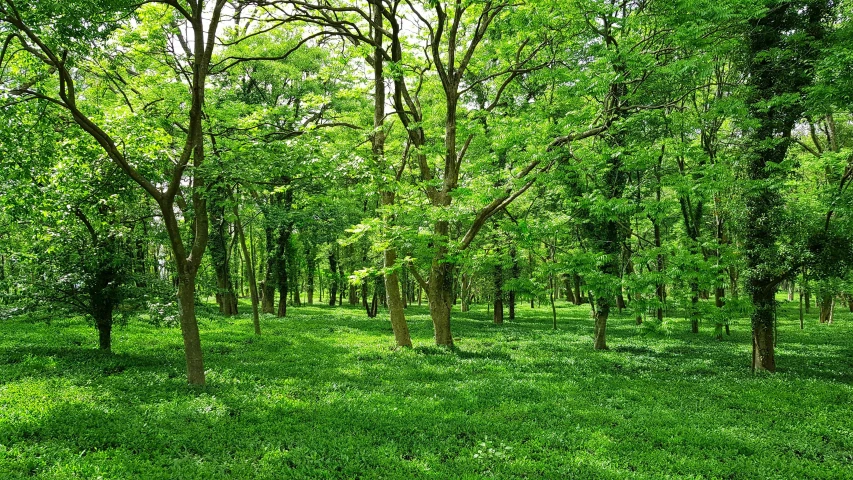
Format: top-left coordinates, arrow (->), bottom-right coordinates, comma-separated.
1,298 -> 852,479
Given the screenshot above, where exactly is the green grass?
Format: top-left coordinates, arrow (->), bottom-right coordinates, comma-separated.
1,299 -> 852,479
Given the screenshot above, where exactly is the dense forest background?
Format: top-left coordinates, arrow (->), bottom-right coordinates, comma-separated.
1,0 -> 852,387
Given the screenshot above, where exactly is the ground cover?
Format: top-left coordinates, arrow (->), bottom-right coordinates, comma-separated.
1,300 -> 852,479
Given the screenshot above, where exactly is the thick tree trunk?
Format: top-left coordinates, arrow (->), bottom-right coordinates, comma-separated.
429,231 -> 454,346
565,275 -> 576,304
349,284 -> 358,306
384,248 -> 412,347
177,273 -> 205,385
751,295 -> 776,373
97,319 -> 112,351
93,300 -> 113,352
819,293 -> 834,324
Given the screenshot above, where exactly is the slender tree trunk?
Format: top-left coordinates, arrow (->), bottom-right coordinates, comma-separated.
509,246 -> 518,320
805,288 -> 811,313
593,297 -> 609,350
493,263 -> 504,325
328,251 -> 338,307
233,202 -> 261,335
209,202 -> 238,316
306,245 -> 315,305
460,273 -> 471,313
276,228 -> 289,318
573,274 -> 583,306
799,288 -> 804,330
549,272 -> 557,330
262,227 -> 276,314
715,286 -> 726,340
339,261 -> 345,306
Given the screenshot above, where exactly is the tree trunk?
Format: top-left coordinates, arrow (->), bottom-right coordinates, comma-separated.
751,299 -> 775,373
93,300 -> 113,352
805,288 -> 811,313
493,263 -> 504,325
429,233 -> 454,346
349,283 -> 358,306
460,273 -> 471,313
328,251 -> 338,306
97,318 -> 112,351
384,248 -> 412,347
177,273 -> 205,385
565,275 -> 576,304
714,286 -> 726,340
262,227 -> 276,314
573,274 -> 583,305
209,202 -> 238,316
593,297 -> 609,350
233,202 -> 261,336
276,228 -> 289,318
306,245 -> 315,305
819,293 -> 834,324
509,247 -> 518,320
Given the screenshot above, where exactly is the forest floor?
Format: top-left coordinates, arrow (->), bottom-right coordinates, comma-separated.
1,299 -> 852,479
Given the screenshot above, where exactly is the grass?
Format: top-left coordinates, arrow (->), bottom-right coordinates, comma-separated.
1,298 -> 852,479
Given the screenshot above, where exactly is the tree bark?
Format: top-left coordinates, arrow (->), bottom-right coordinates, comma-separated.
177,273 -> 205,385
429,226 -> 454,346
493,263 -> 504,324
209,200 -> 238,316
276,227 -> 289,318
233,202 -> 261,336
262,227 -> 276,314
306,244 -> 315,305
819,293 -> 834,324
328,251 -> 338,306
385,248 -> 412,347
593,297 -> 609,350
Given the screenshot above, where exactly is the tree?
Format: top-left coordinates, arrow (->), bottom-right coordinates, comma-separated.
741,0 -> 831,372
0,0 -> 296,384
